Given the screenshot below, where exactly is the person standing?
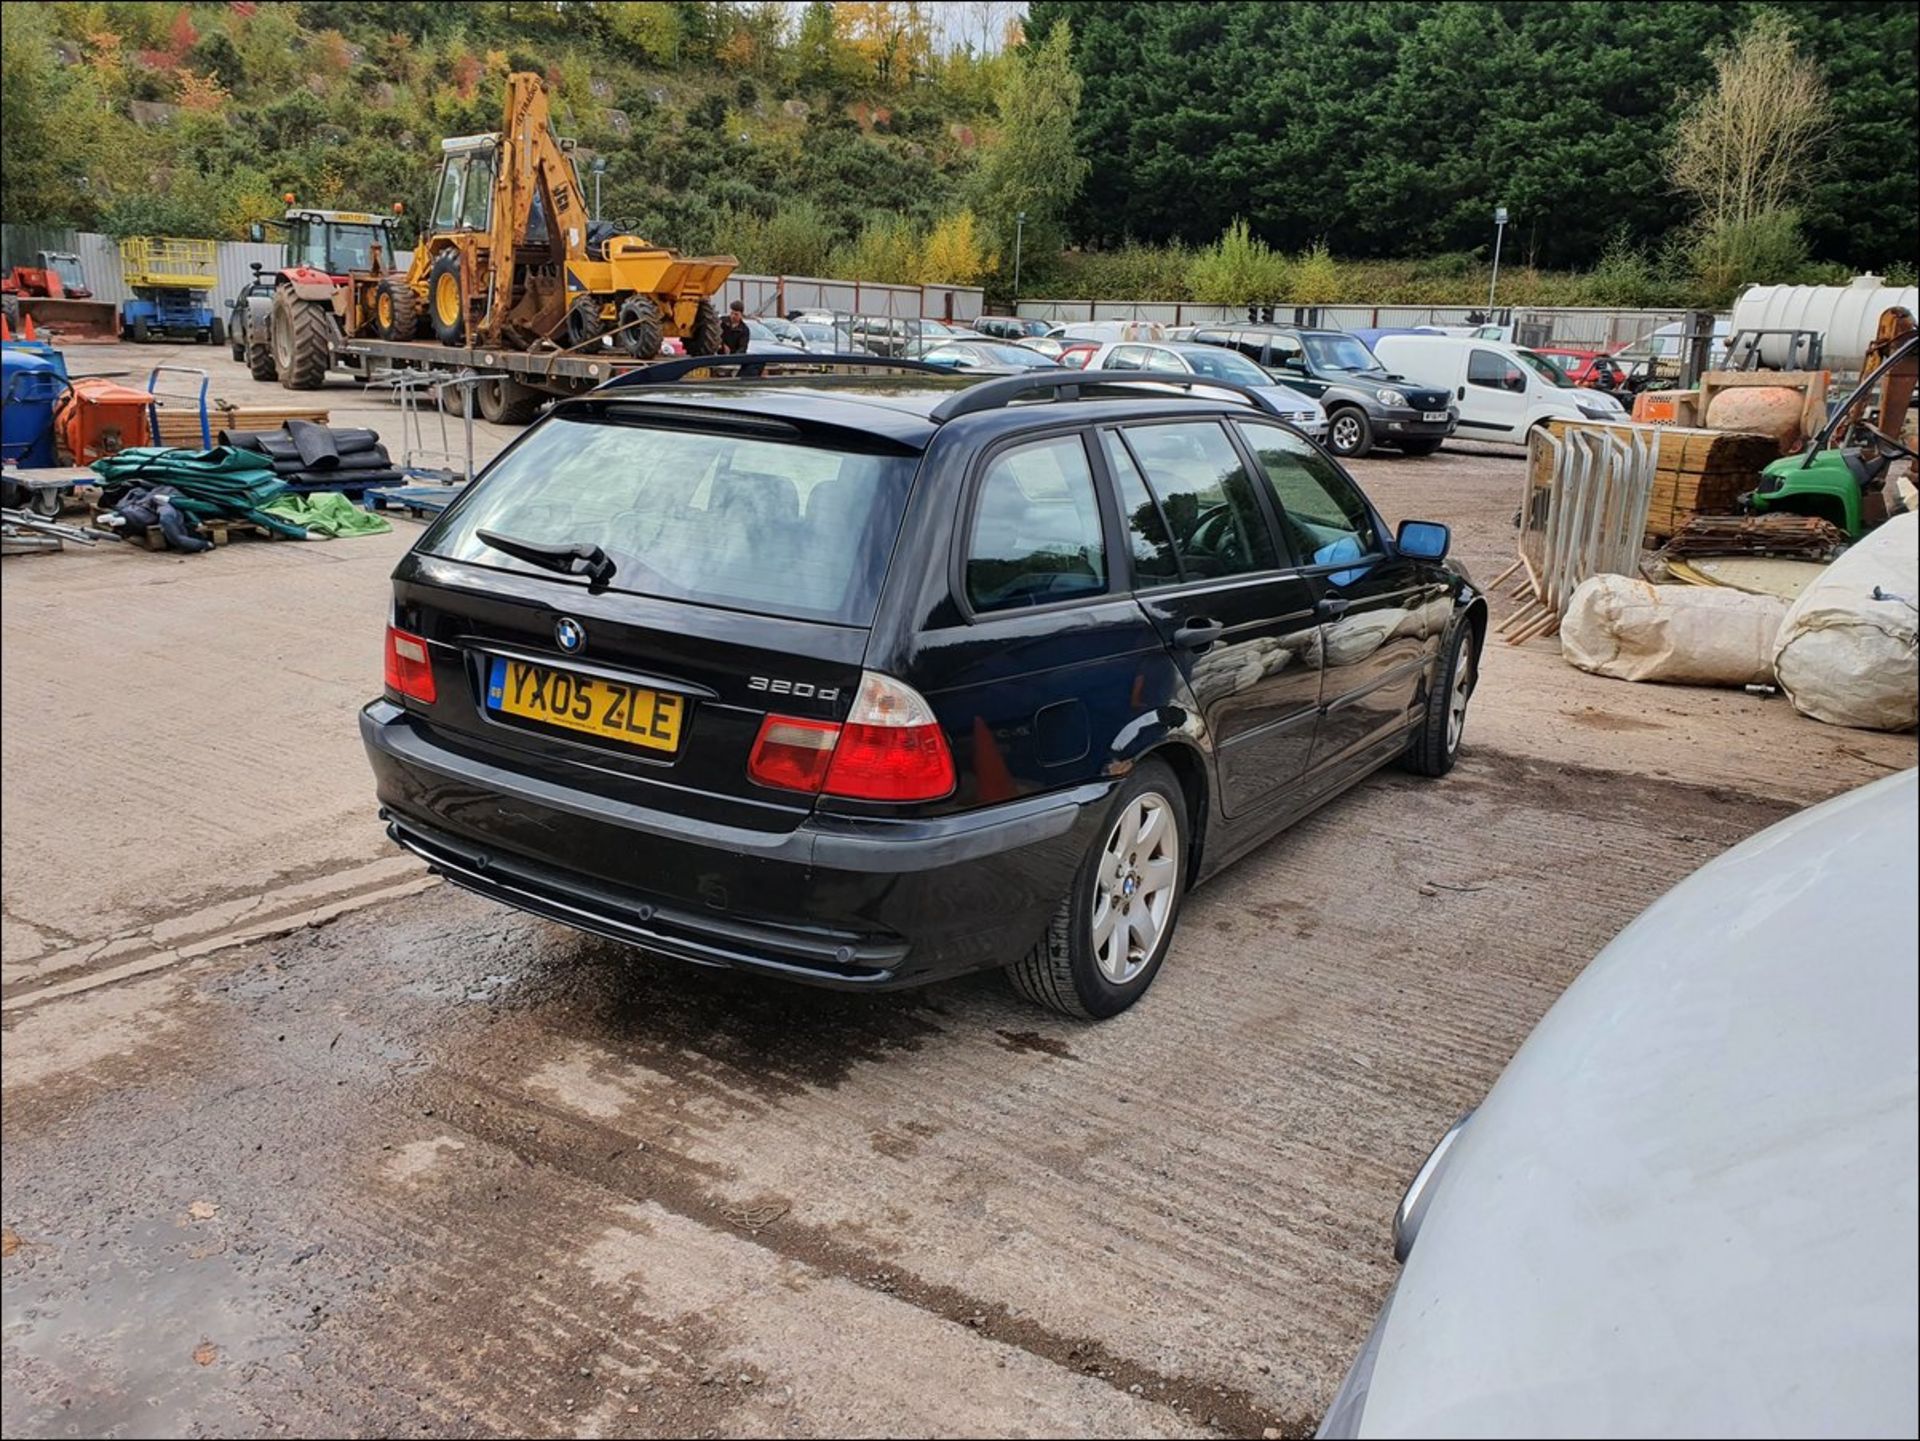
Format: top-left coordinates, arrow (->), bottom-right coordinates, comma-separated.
720,300 -> 750,355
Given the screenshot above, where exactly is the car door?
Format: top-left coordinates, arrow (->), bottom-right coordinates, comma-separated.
1236,420 -> 1444,780
1100,422 -> 1323,817
1266,333 -> 1321,402
1461,347 -> 1530,438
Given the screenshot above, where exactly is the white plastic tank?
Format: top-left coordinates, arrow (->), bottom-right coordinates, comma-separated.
1731,273 -> 1919,372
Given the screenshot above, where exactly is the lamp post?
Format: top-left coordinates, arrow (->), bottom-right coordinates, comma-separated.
590,156 -> 607,221
1012,210 -> 1026,314
1487,205 -> 1508,313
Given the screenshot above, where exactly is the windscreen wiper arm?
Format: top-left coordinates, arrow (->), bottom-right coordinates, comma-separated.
475,528 -> 617,591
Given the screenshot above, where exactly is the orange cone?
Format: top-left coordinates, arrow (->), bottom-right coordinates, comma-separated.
0,311 -> 11,341
21,313 -> 36,340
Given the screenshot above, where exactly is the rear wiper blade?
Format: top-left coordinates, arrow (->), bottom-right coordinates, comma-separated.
475,528 -> 617,591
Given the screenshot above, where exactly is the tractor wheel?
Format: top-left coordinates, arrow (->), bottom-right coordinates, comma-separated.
475,375 -> 544,426
246,312 -> 278,382
271,287 -> 332,390
228,309 -> 246,361
375,278 -> 419,342
564,295 -> 606,349
428,251 -> 467,347
689,299 -> 723,357
209,316 -> 225,348
131,316 -> 151,344
617,295 -> 663,359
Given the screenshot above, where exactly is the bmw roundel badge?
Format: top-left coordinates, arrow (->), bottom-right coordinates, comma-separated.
554,617 -> 586,654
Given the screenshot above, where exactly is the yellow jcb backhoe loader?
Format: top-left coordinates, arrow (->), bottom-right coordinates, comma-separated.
323,73 -> 733,372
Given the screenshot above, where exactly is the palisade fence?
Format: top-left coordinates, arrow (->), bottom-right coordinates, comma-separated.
1014,298 -> 1698,351
1,224 -> 983,323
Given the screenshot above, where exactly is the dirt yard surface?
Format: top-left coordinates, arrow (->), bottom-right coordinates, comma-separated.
3,343 -> 1915,1438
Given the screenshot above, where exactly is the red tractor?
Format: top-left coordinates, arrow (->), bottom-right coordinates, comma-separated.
237,205 -> 401,386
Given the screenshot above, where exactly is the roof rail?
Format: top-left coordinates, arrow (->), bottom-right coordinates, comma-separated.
926,370 -> 1295,424
593,353 -> 952,391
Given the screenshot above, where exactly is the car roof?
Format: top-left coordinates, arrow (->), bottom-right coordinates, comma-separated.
1369,768 -> 1920,1435
566,376 -> 1264,450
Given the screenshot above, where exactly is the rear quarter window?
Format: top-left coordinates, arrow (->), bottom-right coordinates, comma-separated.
424,415 -> 916,626
965,435 -> 1108,613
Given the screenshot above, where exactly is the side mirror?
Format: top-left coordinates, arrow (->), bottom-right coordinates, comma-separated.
1397,519 -> 1450,560
249,261 -> 263,274
1281,354 -> 1306,372
247,222 -> 265,243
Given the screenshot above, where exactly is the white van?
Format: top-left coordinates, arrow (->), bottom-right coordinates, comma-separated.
1053,319 -> 1166,344
1371,334 -> 1629,444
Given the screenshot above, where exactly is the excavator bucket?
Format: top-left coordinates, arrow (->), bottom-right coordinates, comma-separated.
15,297 -> 120,342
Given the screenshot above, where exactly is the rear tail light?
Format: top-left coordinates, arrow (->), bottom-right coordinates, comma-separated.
747,671 -> 955,803
384,625 -> 436,703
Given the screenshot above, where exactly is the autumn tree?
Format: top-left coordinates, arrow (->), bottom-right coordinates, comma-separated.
836,2 -> 933,91
1670,13 -> 1829,230
1670,13 -> 1831,301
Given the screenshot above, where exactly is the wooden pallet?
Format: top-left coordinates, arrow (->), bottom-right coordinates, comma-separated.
150,405 -> 331,448
130,515 -> 287,550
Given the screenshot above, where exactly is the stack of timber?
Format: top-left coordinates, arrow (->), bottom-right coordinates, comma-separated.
151,403 -> 331,448
1532,421 -> 1779,541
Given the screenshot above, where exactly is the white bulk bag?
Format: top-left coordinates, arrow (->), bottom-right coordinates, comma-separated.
1772,512 -> 1919,731
1561,575 -> 1788,686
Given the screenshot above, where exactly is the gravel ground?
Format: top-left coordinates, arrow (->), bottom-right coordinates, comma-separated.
3,346 -> 1915,1438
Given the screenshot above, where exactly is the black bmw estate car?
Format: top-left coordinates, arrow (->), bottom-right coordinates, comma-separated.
362,364 -> 1485,1018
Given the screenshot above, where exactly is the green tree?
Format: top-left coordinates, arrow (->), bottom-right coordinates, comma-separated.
967,19 -> 1087,288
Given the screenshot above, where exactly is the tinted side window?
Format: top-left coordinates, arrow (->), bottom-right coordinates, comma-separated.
1468,348 -> 1521,391
1143,347 -> 1186,374
1270,334 -> 1305,370
1100,431 -> 1181,588
966,436 -> 1108,613
1105,345 -> 1148,371
1120,422 -> 1277,579
1238,421 -> 1381,563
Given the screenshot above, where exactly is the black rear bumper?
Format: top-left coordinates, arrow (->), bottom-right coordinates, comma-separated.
362,701 -> 1114,990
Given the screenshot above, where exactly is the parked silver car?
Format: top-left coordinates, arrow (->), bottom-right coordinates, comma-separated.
1320,768 -> 1920,1438
1086,340 -> 1329,440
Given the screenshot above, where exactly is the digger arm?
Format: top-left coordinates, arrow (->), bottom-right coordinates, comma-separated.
477,73 -> 589,342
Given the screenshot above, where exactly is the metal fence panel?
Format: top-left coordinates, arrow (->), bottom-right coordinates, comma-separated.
719,272 -> 982,321
2,230 -> 980,324
1016,297 -> 1700,349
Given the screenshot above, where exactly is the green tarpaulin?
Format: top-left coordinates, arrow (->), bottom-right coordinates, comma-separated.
260,491 -> 393,539
90,445 -> 308,539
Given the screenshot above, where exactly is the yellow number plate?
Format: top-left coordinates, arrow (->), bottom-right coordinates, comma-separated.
486,657 -> 684,753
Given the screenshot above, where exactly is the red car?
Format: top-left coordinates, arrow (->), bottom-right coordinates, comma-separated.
1535,347 -> 1627,390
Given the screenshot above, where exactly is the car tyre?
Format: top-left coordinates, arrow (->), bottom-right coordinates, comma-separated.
1007,758 -> 1189,1020
1327,407 -> 1373,458
1400,620 -> 1475,778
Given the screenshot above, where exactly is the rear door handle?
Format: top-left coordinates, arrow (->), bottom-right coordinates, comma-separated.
1316,596 -> 1351,621
1172,618 -> 1225,650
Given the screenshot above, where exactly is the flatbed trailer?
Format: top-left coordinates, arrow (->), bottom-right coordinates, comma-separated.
338,335 -> 692,423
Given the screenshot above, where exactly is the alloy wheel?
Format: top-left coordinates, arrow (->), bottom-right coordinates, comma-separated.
1447,642 -> 1473,752
1090,792 -> 1179,984
1332,414 -> 1362,453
